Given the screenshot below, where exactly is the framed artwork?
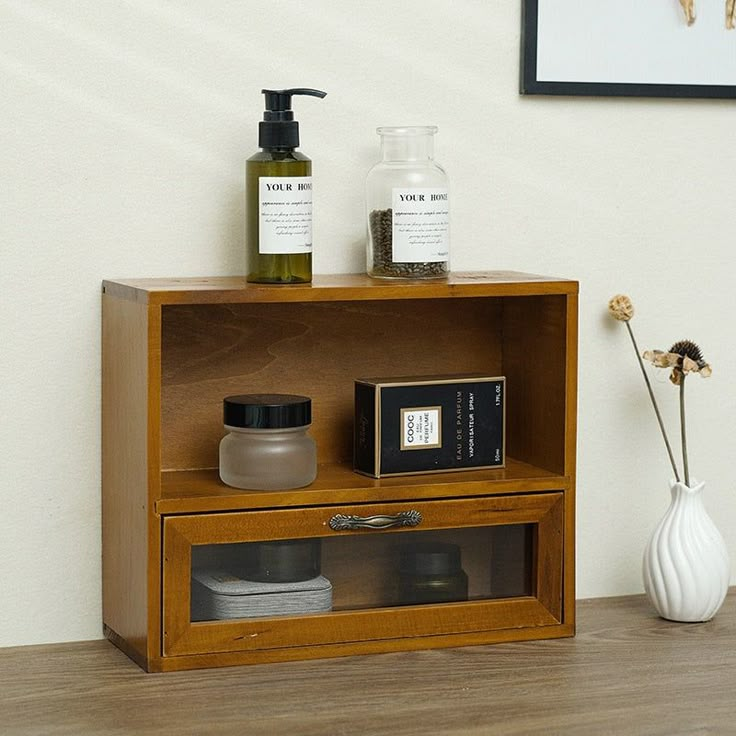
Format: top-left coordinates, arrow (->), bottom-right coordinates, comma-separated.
521,0 -> 736,99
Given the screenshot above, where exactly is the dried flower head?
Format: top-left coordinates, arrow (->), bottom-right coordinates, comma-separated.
608,294 -> 634,322
669,340 -> 705,365
643,340 -> 712,385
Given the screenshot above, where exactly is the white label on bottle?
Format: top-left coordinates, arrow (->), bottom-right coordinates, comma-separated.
258,176 -> 313,254
391,187 -> 449,263
400,406 -> 442,450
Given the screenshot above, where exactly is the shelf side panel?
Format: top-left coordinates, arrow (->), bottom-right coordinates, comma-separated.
160,297 -> 504,471
503,295 -> 568,476
563,292 -> 579,627
101,295 -> 151,665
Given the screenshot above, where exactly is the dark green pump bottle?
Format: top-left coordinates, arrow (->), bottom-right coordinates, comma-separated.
246,88 -> 326,283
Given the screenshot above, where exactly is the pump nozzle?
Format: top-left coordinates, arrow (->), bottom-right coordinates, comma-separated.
259,88 -> 327,150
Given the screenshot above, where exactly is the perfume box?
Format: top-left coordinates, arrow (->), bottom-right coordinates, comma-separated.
354,374 -> 505,478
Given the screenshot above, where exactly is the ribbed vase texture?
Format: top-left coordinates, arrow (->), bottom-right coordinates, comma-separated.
643,481 -> 730,622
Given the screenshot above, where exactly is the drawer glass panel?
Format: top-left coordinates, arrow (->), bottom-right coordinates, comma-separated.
190,524 -> 533,622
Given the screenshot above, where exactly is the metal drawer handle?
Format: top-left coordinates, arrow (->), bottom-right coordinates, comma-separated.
329,510 -> 423,531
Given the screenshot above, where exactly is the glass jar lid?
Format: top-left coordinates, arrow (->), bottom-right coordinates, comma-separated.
223,394 -> 311,429
376,126 -> 438,136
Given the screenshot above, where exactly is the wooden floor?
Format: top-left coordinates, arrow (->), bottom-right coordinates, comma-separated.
2,592 -> 735,735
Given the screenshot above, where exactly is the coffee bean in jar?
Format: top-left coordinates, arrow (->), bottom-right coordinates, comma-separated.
369,208 -> 448,279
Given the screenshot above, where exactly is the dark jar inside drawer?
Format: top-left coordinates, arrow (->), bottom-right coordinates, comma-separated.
398,542 -> 468,605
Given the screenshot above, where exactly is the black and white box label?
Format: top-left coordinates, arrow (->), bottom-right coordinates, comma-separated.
401,406 -> 442,450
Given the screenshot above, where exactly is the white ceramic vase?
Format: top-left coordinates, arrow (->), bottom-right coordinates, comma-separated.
643,480 -> 730,622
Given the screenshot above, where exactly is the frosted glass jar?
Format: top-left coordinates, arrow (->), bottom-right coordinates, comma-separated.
219,394 -> 317,490
366,126 -> 449,279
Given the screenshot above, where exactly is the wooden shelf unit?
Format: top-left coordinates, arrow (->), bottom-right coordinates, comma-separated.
102,271 -> 578,672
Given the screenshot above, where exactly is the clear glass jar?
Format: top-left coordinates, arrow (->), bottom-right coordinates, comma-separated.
366,126 -> 449,279
219,394 -> 317,490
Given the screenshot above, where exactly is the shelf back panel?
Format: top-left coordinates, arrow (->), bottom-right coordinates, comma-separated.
160,298 -> 504,470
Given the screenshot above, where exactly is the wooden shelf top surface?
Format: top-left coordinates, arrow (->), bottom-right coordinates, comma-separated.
157,457 -> 568,514
103,271 -> 578,305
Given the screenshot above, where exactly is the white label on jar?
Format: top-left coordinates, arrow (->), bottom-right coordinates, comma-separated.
391,187 -> 449,263
400,406 -> 442,450
259,176 -> 313,254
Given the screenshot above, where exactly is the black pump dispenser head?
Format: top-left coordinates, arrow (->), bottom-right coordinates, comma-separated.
259,88 -> 326,150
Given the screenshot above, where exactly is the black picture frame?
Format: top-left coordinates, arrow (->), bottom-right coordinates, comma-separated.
521,0 -> 736,99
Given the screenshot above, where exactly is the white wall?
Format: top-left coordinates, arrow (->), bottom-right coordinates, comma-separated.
1,0 -> 735,647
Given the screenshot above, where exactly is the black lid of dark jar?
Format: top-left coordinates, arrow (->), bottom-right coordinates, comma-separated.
399,542 -> 462,576
223,394 -> 311,429
243,539 -> 321,583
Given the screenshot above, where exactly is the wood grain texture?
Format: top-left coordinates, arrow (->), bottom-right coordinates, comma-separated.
563,293 -> 579,629
160,297 -> 504,470
157,460 -> 567,514
503,294 -> 568,476
3,592 -> 735,735
145,304 -> 163,664
162,494 -> 563,659
102,272 -> 578,672
535,494 -> 563,621
103,271 -> 579,305
166,598 -> 560,658
101,295 -> 150,665
164,493 -> 562,545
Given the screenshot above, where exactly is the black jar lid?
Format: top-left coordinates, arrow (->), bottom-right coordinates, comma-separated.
243,539 -> 321,583
223,394 -> 311,429
399,542 -> 462,576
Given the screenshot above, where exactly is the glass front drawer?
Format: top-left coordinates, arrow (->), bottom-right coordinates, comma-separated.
163,493 -> 563,657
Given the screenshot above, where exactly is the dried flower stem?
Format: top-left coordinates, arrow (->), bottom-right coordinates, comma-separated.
625,321 -> 681,482
680,378 -> 690,486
